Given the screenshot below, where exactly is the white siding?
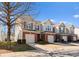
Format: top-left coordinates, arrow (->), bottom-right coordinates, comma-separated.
74,28 -> 79,39
15,24 -> 23,41
55,27 -> 59,33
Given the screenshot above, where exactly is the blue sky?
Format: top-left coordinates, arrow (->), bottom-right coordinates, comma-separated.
34,2 -> 79,27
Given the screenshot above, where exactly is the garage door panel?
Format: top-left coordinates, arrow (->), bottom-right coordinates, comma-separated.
48,35 -> 54,43
25,34 -> 35,43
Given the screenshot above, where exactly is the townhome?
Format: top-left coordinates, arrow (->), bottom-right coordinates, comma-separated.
15,15 -> 41,43
15,15 -> 77,44
41,19 -> 56,43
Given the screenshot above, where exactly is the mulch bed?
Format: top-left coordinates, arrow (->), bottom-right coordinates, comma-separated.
0,42 -> 36,52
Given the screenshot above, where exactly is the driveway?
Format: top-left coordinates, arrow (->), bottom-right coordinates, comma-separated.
28,43 -> 79,57
29,43 -> 79,52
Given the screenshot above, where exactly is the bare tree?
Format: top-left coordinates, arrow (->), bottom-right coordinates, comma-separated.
0,2 -> 36,41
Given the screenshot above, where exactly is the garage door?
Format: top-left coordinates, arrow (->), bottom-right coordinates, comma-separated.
25,34 -> 35,43
73,36 -> 76,41
62,36 -> 67,41
48,35 -> 54,43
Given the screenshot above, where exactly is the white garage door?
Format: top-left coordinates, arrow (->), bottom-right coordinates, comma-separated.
48,35 -> 54,43
25,34 -> 35,44
62,36 -> 67,41
73,36 -> 76,41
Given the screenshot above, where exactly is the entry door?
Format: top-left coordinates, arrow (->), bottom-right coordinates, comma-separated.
48,35 -> 54,43
25,34 -> 35,43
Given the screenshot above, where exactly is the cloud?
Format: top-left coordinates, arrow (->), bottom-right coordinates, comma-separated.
73,14 -> 79,19
50,19 -> 55,22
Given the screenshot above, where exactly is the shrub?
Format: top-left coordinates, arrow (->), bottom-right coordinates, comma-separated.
37,40 -> 48,44
3,42 -> 16,45
76,39 -> 79,42
22,39 -> 26,44
60,39 -> 64,43
17,39 -> 21,44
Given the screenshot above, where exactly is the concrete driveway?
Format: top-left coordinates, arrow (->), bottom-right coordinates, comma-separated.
29,43 -> 79,52
28,43 -> 79,57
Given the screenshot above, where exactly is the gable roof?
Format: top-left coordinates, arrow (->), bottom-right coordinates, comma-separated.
19,15 -> 34,22
16,15 -> 37,24
59,21 -> 65,27
42,19 -> 54,25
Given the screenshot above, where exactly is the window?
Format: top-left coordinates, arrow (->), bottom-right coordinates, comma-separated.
60,27 -> 64,33
27,23 -> 33,29
35,25 -> 39,30
46,25 -> 51,31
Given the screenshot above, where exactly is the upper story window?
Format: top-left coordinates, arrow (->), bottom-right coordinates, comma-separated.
59,23 -> 65,33
46,25 -> 51,31
60,27 -> 64,33
35,25 -> 39,30
27,23 -> 33,30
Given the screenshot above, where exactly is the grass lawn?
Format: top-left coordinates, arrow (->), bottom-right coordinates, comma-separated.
12,44 -> 36,52
0,42 -> 36,52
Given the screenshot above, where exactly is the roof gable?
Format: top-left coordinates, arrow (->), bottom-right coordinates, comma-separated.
42,19 -> 54,25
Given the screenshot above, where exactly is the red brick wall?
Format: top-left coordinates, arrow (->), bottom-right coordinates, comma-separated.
45,34 -> 48,42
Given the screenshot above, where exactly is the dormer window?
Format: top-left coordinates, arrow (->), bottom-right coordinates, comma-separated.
46,25 -> 51,31
59,22 -> 65,33
60,27 -> 64,33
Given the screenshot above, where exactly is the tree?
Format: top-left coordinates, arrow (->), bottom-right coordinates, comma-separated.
0,2 -> 35,41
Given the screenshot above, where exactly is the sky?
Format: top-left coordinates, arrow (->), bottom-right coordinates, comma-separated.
34,2 -> 79,27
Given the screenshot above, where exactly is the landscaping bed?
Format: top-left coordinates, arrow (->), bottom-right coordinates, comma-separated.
36,41 -> 48,45
0,42 -> 36,52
